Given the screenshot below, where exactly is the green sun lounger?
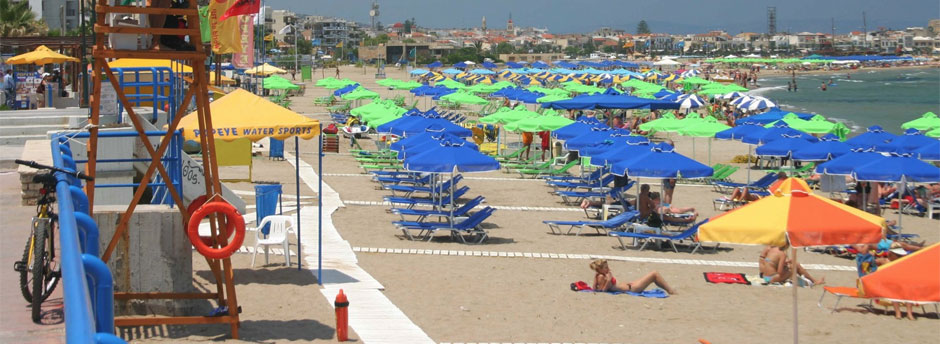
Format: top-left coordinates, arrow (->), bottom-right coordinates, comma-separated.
518,160 -> 579,178
502,157 -> 546,171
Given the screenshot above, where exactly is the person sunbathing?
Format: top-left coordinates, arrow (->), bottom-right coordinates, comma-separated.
649,192 -> 697,224
590,259 -> 677,295
729,172 -> 789,202
758,245 -> 825,286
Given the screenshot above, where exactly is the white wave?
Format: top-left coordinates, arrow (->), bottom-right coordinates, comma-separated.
829,117 -> 862,133
836,79 -> 864,83
748,85 -> 786,96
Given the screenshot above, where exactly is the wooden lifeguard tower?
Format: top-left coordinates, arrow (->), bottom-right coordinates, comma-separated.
87,1 -> 241,338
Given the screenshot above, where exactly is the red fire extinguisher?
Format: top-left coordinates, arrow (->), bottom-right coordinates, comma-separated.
335,289 -> 349,341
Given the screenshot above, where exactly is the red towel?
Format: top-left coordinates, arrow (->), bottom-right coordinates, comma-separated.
703,272 -> 750,285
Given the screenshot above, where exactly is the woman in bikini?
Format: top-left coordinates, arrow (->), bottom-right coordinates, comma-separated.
590,259 -> 677,295
758,245 -> 825,286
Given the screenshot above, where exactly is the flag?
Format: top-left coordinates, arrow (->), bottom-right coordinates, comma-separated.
336,41 -> 343,48
198,6 -> 211,43
264,34 -> 275,42
278,25 -> 293,35
219,0 -> 261,22
409,47 -> 416,58
209,0 -> 242,54
232,15 -> 254,69
311,39 -> 321,46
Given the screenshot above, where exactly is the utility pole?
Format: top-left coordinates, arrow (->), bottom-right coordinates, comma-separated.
862,11 -> 868,50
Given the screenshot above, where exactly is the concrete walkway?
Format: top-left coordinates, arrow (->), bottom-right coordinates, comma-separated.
284,151 -> 435,344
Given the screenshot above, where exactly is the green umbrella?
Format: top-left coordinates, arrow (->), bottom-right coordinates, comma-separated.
765,113 -> 849,139
360,107 -> 407,123
320,78 -> 358,89
351,99 -> 406,119
678,115 -> 731,164
376,78 -> 402,87
365,113 -> 403,128
342,87 -> 381,100
263,76 -> 300,90
653,112 -> 704,134
393,80 -> 424,90
926,127 -> 940,138
439,92 -> 489,105
315,77 -> 339,87
479,107 -> 539,124
503,115 -> 574,132
679,77 -> 711,85
638,112 -> 680,132
901,112 -> 940,131
437,78 -> 467,90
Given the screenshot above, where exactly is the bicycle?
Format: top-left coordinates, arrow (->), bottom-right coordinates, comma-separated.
13,159 -> 93,323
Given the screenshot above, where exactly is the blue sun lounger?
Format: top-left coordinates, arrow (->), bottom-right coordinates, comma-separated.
383,186 -> 471,209
542,168 -> 605,182
608,222 -> 704,253
555,182 -> 634,205
375,173 -> 432,186
546,174 -> 615,191
712,173 -> 777,193
543,210 -> 640,236
384,175 -> 463,196
393,207 -> 497,243
391,196 -> 485,221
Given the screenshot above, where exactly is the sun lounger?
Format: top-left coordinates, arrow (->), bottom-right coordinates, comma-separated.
608,222 -> 704,253
393,207 -> 496,243
712,172 -> 777,193
384,175 -> 463,197
518,160 -> 579,178
816,286 -> 872,313
383,186 -> 471,209
555,182 -> 634,205
546,174 -> 614,191
391,196 -> 485,221
375,174 -> 432,186
542,167 -> 605,182
543,210 -> 639,236
502,157 -> 545,171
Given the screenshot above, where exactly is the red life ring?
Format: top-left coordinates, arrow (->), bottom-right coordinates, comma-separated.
186,195 -> 215,246
187,201 -> 245,259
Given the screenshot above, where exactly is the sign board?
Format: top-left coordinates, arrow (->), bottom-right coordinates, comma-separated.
301,65 -> 312,81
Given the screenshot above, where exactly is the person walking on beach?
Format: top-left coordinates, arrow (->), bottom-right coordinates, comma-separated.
787,81 -> 793,92
590,259 -> 677,295
335,65 -> 340,78
2,69 -> 14,108
521,131 -> 534,160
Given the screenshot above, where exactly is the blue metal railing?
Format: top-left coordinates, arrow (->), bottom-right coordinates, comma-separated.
113,67 -> 177,124
50,134 -> 126,343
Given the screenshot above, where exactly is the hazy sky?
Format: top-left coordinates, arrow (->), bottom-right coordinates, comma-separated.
262,0 -> 938,34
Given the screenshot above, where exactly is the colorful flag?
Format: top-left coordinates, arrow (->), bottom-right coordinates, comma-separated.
264,34 -> 275,42
219,0 -> 261,22
208,0 -> 242,54
335,41 -> 343,48
232,15 -> 254,69
198,5 -> 211,43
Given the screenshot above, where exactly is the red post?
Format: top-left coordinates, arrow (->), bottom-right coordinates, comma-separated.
334,289 -> 349,341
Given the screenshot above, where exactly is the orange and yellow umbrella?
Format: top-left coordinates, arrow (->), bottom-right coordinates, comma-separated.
859,243 -> 940,303
699,178 -> 885,248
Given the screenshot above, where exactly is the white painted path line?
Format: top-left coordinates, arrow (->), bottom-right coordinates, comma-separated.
324,173 -> 543,182
352,246 -> 856,272
284,151 -> 435,344
343,200 -> 582,212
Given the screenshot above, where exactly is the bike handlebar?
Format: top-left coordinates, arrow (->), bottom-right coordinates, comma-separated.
15,159 -> 95,181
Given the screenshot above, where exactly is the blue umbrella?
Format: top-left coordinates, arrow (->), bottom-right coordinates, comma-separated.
913,141 -> 940,161
875,129 -> 939,154
737,108 -> 815,126
404,140 -> 500,173
409,68 -> 430,75
506,62 -> 524,69
844,125 -> 897,150
814,149 -> 885,176
453,62 -> 468,69
742,122 -> 818,145
482,61 -> 498,69
654,89 -> 676,99
853,154 -> 940,183
531,61 -> 550,69
588,142 -> 652,166
610,143 -> 713,178
469,68 -> 496,75
333,83 -> 361,96
755,135 -> 815,157
396,118 -> 472,138
564,127 -> 633,151
552,119 -> 608,140
426,61 -> 443,68
791,138 -> 852,161
715,124 -> 767,141
389,131 -> 478,153
441,68 -> 463,74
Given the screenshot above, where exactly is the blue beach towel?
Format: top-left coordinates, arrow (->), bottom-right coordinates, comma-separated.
570,281 -> 668,298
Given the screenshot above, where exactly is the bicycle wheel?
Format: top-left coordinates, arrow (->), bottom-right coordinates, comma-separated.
30,227 -> 47,323
18,236 -> 35,302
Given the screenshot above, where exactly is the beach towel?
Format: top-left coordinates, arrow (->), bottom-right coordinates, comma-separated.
703,272 -> 751,285
569,281 -> 669,298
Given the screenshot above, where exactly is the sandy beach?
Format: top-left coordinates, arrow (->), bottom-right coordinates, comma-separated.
245,65 -> 936,343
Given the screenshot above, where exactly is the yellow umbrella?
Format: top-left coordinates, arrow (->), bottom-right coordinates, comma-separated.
5,45 -> 79,65
176,89 -> 319,142
244,63 -> 287,76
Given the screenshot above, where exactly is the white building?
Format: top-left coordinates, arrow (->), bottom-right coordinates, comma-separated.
26,0 -> 81,32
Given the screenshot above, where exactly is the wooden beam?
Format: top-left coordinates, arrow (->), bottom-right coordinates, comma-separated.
95,5 -> 197,16
94,24 -> 200,36
115,315 -> 235,327
92,48 -> 206,60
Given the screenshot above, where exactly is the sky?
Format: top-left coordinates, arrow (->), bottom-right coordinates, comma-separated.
262,0 -> 938,34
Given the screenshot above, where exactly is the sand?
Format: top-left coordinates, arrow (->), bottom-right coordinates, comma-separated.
275,65 -> 939,343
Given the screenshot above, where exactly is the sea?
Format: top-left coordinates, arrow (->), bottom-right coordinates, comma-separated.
752,67 -> 940,134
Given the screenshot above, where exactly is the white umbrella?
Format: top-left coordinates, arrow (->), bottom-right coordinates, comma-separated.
677,94 -> 705,109
746,98 -> 777,111
720,91 -> 747,100
730,95 -> 754,106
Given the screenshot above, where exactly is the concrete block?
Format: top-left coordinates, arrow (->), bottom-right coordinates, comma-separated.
93,204 -> 199,316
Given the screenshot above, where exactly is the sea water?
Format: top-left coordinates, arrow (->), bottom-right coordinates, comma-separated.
755,68 -> 940,134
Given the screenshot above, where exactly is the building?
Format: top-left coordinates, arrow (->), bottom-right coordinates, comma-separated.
307,16 -> 361,53
26,0 -> 81,32
498,53 -> 565,62
270,10 -> 297,42
358,41 -> 456,63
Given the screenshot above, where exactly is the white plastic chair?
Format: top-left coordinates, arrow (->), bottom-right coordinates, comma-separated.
251,215 -> 296,268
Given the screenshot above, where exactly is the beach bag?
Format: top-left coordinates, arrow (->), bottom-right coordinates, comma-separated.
323,123 -> 338,134
570,281 -> 593,291
646,212 -> 663,228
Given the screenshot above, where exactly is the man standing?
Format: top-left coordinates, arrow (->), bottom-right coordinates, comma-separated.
3,69 -> 15,108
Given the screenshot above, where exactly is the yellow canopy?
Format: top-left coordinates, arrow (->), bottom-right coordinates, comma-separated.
5,45 -> 79,65
111,59 -> 233,85
176,89 -> 320,142
244,63 -> 287,76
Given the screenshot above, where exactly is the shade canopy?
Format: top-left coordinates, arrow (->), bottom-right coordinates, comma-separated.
263,75 -> 300,90
859,243 -> 940,303
177,89 -> 320,142
439,92 -> 488,105
403,141 -> 500,173
851,154 -> 940,183
678,116 -> 731,137
610,144 -> 714,179
900,112 -> 940,131
699,178 -> 885,247
791,139 -> 852,161
845,126 -> 897,150
245,63 -> 287,75
5,45 -> 79,65
755,136 -> 815,157
504,115 -> 575,132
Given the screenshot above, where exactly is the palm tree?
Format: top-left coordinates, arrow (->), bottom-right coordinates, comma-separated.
0,0 -> 48,37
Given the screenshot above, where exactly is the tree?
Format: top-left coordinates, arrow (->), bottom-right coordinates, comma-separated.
636,20 -> 650,35
363,34 -> 389,46
402,38 -> 416,44
0,0 -> 48,37
495,42 -> 515,54
564,46 -> 580,57
296,37 -> 313,55
403,19 -> 412,34
472,40 -> 483,53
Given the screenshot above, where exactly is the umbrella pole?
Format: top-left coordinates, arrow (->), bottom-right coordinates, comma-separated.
708,138 -> 712,166
450,169 -> 455,226
296,137 -> 302,270
747,145 -> 752,185
791,247 -> 800,344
